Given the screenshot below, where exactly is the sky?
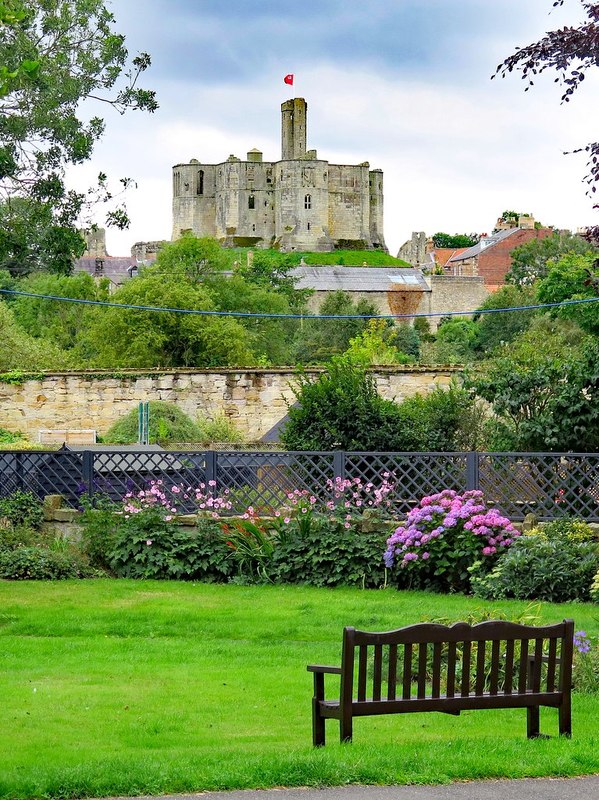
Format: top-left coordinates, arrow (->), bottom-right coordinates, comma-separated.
69,0 -> 599,257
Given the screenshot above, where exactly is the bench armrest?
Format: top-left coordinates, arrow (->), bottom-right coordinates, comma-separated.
307,664 -> 342,674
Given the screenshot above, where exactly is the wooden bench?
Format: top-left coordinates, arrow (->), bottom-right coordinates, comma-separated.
307,619 -> 574,745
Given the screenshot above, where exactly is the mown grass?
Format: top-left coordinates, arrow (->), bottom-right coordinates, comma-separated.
0,580 -> 598,799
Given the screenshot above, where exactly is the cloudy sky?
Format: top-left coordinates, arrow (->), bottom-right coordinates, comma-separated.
71,0 -> 599,257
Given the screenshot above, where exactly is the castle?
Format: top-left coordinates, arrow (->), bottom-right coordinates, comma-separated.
171,98 -> 386,252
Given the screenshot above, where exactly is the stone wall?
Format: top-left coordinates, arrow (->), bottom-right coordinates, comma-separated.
0,367 -> 460,442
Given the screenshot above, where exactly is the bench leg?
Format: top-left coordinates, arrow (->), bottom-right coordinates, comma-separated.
527,706 -> 540,738
559,700 -> 572,738
312,698 -> 325,746
340,710 -> 353,743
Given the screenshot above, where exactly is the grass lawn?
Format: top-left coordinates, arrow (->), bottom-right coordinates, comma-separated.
0,580 -> 598,799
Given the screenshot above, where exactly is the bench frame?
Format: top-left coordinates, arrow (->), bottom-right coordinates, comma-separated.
308,618 -> 574,745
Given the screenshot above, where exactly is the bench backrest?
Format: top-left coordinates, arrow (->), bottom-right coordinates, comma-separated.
340,619 -> 574,706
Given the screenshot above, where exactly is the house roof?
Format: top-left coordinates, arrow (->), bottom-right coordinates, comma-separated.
432,247 -> 469,267
447,228 -> 519,263
291,266 -> 430,292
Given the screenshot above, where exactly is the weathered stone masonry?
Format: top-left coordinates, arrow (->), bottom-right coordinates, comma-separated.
0,368 -> 460,442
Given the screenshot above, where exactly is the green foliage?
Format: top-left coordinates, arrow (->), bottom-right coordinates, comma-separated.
591,569 -> 599,603
527,517 -> 597,544
237,249 -> 307,309
0,301 -> 71,370
536,253 -> 599,335
507,231 -> 597,286
271,516 -> 389,587
196,415 -> 245,444
106,515 -> 232,581
221,518 -> 277,582
0,489 -> 43,528
0,199 -> 86,276
474,284 -> 538,354
80,271 -> 254,368
0,546 -> 89,579
280,359 -> 403,451
103,401 -> 203,444
432,233 -> 478,249
470,535 -> 599,603
11,270 -> 104,349
467,317 -> 598,451
293,290 -> 379,363
0,426 -> 25,443
0,0 -> 157,269
152,234 -> 228,280
434,318 -> 479,364
344,319 -> 415,366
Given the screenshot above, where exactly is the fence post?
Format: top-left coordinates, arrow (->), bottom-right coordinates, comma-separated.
82,450 -> 94,503
332,451 -> 346,506
466,452 -> 479,492
205,450 -> 217,496
15,451 -> 24,491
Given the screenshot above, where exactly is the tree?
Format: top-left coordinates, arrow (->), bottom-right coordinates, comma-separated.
237,249 -> 308,310
494,1 -> 599,242
0,299 -> 71,370
474,284 -> 539,354
343,319 -> 415,366
293,291 -> 379,363
11,270 -> 105,351
536,252 -> 599,334
0,1 -> 157,270
432,233 -> 478,248
467,317 -> 596,451
507,230 -> 598,285
434,318 -> 479,364
151,234 -> 228,281
280,359 -> 404,451
80,273 -> 254,368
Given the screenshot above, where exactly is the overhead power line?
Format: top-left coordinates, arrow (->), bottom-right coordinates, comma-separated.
1,288 -> 599,319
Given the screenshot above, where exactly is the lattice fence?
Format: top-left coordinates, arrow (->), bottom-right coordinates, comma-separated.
1,449 -> 599,519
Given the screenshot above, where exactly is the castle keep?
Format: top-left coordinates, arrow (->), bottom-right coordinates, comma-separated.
171,98 -> 386,252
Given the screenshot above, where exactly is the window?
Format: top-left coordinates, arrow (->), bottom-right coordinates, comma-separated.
248,195 -> 255,209
307,222 -> 311,231
304,194 -> 312,209
252,224 -> 256,232
197,170 -> 204,195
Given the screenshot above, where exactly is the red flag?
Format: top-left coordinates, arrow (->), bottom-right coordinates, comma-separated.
284,74 -> 294,86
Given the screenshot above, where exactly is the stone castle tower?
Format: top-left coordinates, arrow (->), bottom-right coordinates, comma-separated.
171,98 -> 386,252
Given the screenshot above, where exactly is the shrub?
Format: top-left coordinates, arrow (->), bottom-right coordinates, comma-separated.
528,517 -> 597,544
591,569 -> 599,603
196,414 -> 245,444
0,547 -> 91,580
470,536 -> 599,603
103,401 -> 203,444
384,490 -> 518,593
271,516 -> 390,588
573,631 -> 599,694
0,490 -> 44,529
0,524 -> 45,552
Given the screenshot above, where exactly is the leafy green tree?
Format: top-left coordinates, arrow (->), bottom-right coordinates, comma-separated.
0,198 -> 86,276
344,319 -> 414,366
11,270 -> 104,350
80,272 -> 254,368
536,252 -> 599,335
206,274 -> 296,365
468,317 -> 596,451
434,318 -> 479,364
474,284 -> 538,354
103,401 -> 203,444
0,299 -> 70,369
237,250 -> 308,310
432,233 -> 478,248
293,291 -> 379,364
506,231 -> 597,286
151,234 -> 228,280
280,359 -> 404,451
0,0 -> 157,271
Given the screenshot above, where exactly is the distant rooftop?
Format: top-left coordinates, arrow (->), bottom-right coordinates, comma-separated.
292,265 -> 430,292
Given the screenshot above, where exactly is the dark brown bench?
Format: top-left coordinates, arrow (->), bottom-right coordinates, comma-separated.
307,619 -> 574,745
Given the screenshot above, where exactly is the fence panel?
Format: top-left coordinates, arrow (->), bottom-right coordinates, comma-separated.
1,449 -> 599,520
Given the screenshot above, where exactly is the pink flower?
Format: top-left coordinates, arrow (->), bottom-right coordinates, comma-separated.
146,539 -> 153,546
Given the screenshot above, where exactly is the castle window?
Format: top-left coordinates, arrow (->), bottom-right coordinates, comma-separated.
197,170 -> 204,195
307,222 -> 311,231
248,194 -> 255,209
304,194 -> 312,210
252,224 -> 256,232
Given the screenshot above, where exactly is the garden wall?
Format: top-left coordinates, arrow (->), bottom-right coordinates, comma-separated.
0,367 -> 459,441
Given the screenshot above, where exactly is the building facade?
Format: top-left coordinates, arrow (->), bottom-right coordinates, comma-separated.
171,98 -> 386,252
